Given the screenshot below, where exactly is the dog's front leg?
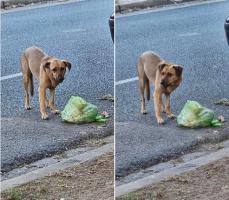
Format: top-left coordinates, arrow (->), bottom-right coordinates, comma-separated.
153,90 -> 164,124
49,89 -> 59,114
165,94 -> 175,119
39,86 -> 49,120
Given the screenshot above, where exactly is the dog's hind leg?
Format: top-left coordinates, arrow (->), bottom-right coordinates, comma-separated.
139,77 -> 147,114
21,53 -> 33,110
23,74 -> 31,110
45,96 -> 49,108
137,59 -> 148,114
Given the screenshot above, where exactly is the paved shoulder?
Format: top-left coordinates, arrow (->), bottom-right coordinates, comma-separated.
1,117 -> 113,172
115,121 -> 229,177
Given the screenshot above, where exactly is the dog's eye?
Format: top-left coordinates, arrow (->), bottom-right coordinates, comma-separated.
52,68 -> 57,72
60,67 -> 65,71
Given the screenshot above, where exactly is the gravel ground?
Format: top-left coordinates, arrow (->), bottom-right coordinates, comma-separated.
1,152 -> 114,200
118,157 -> 229,200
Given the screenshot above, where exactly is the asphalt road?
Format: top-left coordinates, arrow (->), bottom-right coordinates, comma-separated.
115,0 -> 229,178
1,0 -> 114,172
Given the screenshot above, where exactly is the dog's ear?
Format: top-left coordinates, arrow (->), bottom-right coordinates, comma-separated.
173,65 -> 183,77
43,62 -> 51,71
63,61 -> 71,71
158,63 -> 166,72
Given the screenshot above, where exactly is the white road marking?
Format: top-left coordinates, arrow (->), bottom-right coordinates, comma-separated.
115,77 -> 138,86
1,72 -> 138,85
62,28 -> 86,33
0,72 -> 22,81
178,32 -> 200,37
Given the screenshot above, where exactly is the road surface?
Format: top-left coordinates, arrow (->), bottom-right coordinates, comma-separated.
115,0 -> 229,177
1,0 -> 114,172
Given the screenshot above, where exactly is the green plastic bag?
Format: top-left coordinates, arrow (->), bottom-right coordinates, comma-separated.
61,96 -> 108,124
177,100 -> 222,128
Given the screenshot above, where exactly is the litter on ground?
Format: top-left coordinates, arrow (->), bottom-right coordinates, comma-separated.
177,100 -> 222,128
61,96 -> 109,124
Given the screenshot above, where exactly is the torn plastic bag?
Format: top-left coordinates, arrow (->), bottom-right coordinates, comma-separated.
177,100 -> 222,128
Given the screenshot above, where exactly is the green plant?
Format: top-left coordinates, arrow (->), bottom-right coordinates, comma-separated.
125,193 -> 137,200
8,188 -> 22,200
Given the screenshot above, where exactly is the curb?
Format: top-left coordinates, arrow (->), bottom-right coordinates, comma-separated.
115,0 -> 205,13
116,147 -> 229,197
1,143 -> 114,192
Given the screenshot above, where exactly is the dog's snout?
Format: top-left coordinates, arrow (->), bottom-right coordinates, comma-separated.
56,76 -> 64,83
161,80 -> 168,88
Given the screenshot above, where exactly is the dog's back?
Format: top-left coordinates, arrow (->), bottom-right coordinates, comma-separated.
137,51 -> 162,102
22,46 -> 47,80
138,51 -> 162,83
20,46 -> 46,99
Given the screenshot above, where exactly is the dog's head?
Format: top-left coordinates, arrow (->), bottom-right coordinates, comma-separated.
43,59 -> 71,83
158,62 -> 183,91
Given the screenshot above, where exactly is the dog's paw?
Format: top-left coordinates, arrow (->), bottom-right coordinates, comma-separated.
168,113 -> 176,119
51,109 -> 60,115
25,106 -> 32,110
157,117 -> 165,124
141,110 -> 147,114
41,113 -> 49,120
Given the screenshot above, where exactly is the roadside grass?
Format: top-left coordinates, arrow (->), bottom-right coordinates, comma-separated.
4,184 -> 49,200
1,152 -> 114,200
118,157 -> 229,200
123,193 -> 137,200
6,189 -> 22,200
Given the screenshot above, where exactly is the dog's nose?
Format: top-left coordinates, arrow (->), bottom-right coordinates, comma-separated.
59,78 -> 64,82
161,80 -> 168,88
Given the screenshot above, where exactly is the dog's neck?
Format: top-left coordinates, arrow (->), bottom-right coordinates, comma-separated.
47,74 -> 59,88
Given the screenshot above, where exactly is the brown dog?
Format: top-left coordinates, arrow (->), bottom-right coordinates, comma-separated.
20,46 -> 71,120
137,51 -> 183,124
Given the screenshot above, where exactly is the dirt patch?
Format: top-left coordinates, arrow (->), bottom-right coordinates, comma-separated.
2,152 -> 114,200
118,157 -> 229,200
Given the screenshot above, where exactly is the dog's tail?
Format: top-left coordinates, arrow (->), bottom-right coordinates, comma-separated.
145,75 -> 150,101
29,72 -> 34,97
20,53 -> 34,96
